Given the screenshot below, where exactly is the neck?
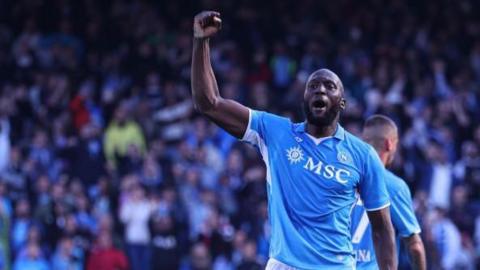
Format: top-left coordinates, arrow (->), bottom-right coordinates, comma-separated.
378,152 -> 389,167
305,120 -> 338,138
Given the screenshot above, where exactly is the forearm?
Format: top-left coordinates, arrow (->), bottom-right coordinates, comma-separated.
372,229 -> 396,269
191,37 -> 221,112
406,236 -> 427,270
370,213 -> 397,270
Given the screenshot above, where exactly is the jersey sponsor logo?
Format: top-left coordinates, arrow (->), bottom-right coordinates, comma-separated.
286,146 -> 305,164
303,157 -> 351,184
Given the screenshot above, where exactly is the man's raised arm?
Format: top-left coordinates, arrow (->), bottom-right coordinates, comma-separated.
191,11 -> 249,138
368,207 -> 397,270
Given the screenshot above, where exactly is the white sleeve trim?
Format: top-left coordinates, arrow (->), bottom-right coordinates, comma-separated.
365,202 -> 391,212
241,108 -> 253,141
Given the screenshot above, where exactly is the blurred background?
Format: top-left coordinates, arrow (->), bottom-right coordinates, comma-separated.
0,0 -> 479,269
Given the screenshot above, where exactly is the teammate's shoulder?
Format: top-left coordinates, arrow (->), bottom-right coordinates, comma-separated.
342,129 -> 374,153
385,170 -> 411,194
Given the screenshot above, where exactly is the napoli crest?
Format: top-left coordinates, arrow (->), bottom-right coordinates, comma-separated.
337,150 -> 352,164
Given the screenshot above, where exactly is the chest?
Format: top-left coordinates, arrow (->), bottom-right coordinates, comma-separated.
270,134 -> 361,191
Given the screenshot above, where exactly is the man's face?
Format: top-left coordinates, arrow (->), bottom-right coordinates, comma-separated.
114,106 -> 128,124
362,127 -> 398,166
386,136 -> 399,166
303,69 -> 345,126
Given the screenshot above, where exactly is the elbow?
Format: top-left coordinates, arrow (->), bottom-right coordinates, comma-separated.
408,238 -> 426,258
192,102 -> 209,114
193,96 -> 221,115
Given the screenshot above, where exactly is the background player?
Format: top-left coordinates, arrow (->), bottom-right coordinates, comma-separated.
191,11 -> 396,269
351,115 -> 427,270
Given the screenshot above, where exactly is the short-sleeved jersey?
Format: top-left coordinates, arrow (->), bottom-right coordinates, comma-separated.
351,170 -> 421,270
242,109 -> 390,269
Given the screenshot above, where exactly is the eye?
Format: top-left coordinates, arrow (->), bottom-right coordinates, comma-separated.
309,83 -> 318,89
326,82 -> 336,90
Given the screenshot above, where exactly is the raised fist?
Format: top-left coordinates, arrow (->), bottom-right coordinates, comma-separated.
193,11 -> 222,38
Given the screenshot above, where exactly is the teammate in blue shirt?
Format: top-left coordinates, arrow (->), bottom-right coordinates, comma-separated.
351,115 -> 427,270
191,11 -> 396,269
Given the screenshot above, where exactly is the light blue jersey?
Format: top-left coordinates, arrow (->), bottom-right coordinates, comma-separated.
242,110 -> 390,269
351,170 -> 421,270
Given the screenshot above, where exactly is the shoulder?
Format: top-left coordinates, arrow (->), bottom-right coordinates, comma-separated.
247,109 -> 293,136
385,170 -> 411,197
251,109 -> 292,125
342,130 -> 378,165
343,130 -> 374,154
127,121 -> 142,130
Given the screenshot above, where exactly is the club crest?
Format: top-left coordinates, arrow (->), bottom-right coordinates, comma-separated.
337,150 -> 352,164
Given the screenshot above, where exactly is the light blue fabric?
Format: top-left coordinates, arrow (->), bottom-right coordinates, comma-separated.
242,109 -> 390,269
351,170 -> 421,270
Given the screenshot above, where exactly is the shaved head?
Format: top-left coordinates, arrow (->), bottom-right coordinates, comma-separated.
308,69 -> 345,96
363,115 -> 399,165
303,68 -> 346,131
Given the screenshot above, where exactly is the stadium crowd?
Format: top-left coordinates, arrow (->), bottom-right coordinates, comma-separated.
0,0 -> 479,269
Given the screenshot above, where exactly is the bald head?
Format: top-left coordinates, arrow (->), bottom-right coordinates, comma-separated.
362,114 -> 399,166
303,68 -> 346,131
308,69 -> 345,95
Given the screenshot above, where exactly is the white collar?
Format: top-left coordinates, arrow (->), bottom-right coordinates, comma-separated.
306,133 -> 331,145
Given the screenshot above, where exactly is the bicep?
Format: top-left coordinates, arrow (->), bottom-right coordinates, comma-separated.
367,207 -> 392,230
202,97 -> 250,139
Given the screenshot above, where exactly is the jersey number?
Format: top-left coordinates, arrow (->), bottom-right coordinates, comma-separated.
352,210 -> 369,244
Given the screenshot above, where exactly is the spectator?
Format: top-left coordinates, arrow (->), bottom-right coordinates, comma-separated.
17,225 -> 50,261
139,153 -> 163,190
430,207 -> 474,270
86,231 -> 128,270
150,212 -> 181,270
104,103 -> 146,173
421,142 -> 454,209
66,123 -> 106,188
11,199 -> 33,255
454,141 -> 480,202
119,184 -> 153,270
237,239 -> 262,270
12,242 -> 50,270
51,237 -> 82,270
181,243 -> 212,270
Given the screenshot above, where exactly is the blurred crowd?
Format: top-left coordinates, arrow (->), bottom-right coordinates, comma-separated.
0,0 -> 479,269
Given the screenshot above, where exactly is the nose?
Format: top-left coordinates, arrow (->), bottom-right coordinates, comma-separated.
313,84 -> 326,95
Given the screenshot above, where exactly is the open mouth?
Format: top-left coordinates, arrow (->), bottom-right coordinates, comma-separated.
312,100 -> 327,110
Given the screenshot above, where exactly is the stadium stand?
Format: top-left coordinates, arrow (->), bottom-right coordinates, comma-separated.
0,0 -> 479,269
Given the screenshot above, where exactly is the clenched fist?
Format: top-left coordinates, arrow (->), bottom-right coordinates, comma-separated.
193,11 -> 222,38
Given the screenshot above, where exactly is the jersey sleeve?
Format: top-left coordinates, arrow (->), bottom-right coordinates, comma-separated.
241,109 -> 266,147
390,186 -> 422,237
241,109 -> 286,147
359,146 -> 391,211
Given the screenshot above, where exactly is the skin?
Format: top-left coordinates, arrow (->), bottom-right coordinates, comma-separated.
363,115 -> 427,270
191,11 -> 396,269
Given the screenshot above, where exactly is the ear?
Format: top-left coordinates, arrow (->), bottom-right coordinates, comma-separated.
340,98 -> 346,110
